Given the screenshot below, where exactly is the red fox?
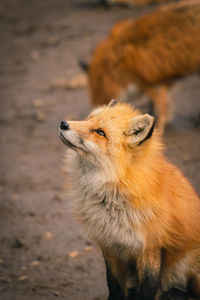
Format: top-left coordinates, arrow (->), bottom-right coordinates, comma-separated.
59,100 -> 200,299
59,101 -> 200,300
83,1 -> 200,133
97,0 -> 173,5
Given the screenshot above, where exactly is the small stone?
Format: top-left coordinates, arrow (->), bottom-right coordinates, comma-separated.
35,111 -> 46,122
69,251 -> 79,258
33,99 -> 45,108
18,275 -> 28,281
84,246 -> 93,252
47,73 -> 87,91
30,260 -> 40,267
66,74 -> 88,89
53,291 -> 60,296
21,266 -> 27,271
44,232 -> 52,240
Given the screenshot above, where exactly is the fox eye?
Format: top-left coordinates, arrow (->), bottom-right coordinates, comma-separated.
95,129 -> 106,138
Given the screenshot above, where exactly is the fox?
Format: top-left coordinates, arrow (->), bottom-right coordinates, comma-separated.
95,0 -> 173,6
82,0 -> 200,134
59,100 -> 200,299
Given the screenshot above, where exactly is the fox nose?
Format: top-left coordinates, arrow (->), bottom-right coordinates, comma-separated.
60,121 -> 69,130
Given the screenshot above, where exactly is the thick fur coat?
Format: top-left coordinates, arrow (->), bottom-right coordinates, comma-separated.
59,102 -> 200,299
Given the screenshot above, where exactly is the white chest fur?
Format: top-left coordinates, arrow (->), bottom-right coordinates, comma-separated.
68,152 -> 146,258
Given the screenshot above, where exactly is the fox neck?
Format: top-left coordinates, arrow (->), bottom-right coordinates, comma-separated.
67,142 -> 164,209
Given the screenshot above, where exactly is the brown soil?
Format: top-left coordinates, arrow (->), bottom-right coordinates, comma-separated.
0,1 -> 199,299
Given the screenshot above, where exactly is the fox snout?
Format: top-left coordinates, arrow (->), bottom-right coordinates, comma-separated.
59,120 -> 88,154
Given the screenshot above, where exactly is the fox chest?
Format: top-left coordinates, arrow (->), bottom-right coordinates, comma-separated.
75,192 -> 145,255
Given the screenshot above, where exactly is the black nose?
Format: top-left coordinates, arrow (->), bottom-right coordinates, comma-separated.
60,121 -> 69,130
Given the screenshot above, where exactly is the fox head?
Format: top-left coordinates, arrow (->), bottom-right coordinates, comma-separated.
59,100 -> 156,180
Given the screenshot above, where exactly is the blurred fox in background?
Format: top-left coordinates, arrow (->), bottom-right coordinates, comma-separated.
81,0 -> 200,134
95,0 -> 174,5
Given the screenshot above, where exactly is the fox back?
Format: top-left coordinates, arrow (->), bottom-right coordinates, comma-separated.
100,0 -> 174,5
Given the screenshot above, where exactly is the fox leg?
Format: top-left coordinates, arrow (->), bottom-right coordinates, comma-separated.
137,249 -> 161,300
160,288 -> 189,300
160,274 -> 200,300
147,85 -> 172,135
104,258 -> 125,300
126,261 -> 138,300
102,249 -> 126,300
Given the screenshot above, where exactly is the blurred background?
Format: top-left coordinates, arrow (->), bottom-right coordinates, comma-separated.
0,0 -> 199,299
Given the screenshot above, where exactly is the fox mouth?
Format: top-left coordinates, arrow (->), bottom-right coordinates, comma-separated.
59,132 -> 78,149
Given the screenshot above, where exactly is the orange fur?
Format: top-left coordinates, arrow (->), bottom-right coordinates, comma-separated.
88,1 -> 200,133
59,102 -> 200,298
107,0 -> 174,5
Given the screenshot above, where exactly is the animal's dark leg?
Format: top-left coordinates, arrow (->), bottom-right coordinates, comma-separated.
160,288 -> 189,300
137,249 -> 161,300
126,261 -> 138,300
138,270 -> 160,300
104,258 -> 125,300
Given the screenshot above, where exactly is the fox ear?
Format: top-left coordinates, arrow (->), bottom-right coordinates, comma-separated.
108,99 -> 118,107
126,114 -> 155,145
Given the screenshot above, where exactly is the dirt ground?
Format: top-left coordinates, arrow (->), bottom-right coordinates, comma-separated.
0,1 -> 200,299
